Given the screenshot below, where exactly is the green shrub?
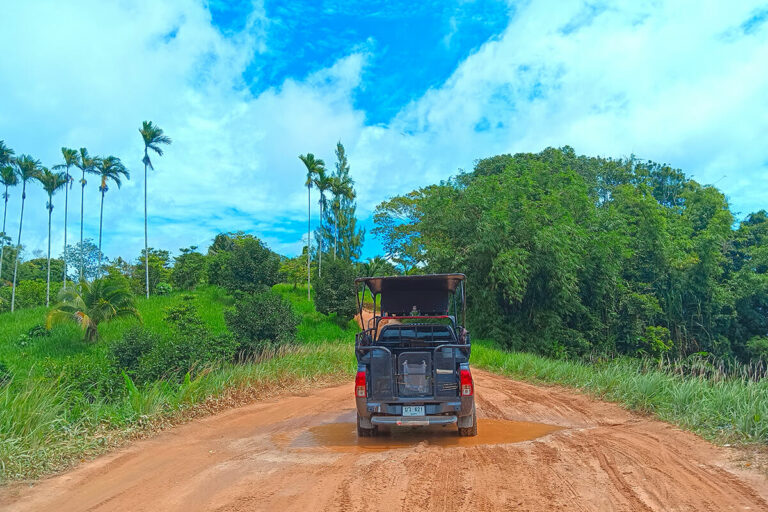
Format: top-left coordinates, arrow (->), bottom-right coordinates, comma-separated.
155,282 -> 172,295
130,300 -> 237,384
225,291 -> 299,355
314,259 -> 357,322
15,324 -> 50,348
109,326 -> 159,379
42,354 -> 122,403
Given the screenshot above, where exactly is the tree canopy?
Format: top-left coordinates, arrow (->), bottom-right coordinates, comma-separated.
373,147 -> 768,361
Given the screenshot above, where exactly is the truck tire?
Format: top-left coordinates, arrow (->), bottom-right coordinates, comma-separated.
357,414 -> 377,437
458,406 -> 478,437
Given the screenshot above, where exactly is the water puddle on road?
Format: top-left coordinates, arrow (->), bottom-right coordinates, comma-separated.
290,419 -> 562,452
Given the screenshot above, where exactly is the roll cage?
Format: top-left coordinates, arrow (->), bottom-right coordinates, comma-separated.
354,273 -> 467,345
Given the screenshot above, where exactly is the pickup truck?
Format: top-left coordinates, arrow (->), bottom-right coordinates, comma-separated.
353,273 -> 477,437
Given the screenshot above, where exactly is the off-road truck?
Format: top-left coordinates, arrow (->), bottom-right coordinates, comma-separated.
353,274 -> 477,437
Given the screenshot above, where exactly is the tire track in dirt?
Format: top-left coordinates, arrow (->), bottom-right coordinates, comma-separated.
2,370 -> 766,511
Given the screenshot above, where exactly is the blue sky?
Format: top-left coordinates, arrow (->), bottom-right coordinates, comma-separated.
1,0 -> 767,263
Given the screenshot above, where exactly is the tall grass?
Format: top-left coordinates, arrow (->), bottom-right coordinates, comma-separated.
473,341 -> 768,444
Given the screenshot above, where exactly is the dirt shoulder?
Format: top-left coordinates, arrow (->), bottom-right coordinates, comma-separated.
2,369 -> 766,511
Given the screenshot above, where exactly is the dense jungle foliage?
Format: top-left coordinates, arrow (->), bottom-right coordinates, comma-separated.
373,147 -> 768,361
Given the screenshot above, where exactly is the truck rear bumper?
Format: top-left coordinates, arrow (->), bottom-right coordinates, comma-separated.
371,415 -> 457,427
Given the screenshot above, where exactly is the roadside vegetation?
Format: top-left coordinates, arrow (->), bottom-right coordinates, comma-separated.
0,284 -> 356,482
474,341 -> 768,443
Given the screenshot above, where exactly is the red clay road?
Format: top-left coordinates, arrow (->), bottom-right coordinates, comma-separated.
2,370 -> 767,511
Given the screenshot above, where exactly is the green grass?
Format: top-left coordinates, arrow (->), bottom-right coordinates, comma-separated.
472,341 -> 768,444
274,283 -> 358,344
0,284 -> 356,482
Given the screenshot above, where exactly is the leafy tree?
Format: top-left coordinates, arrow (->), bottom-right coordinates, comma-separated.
47,279 -> 140,341
357,256 -> 398,277
0,160 -> 17,286
37,168 -> 68,305
132,248 -> 171,296
372,190 -> 427,272
171,246 -> 206,290
74,148 -> 98,283
52,148 -> 77,285
95,156 -> 129,275
139,120 -> 171,298
279,251 -> 307,288
64,239 -> 105,282
102,256 -> 134,284
225,291 -> 299,355
314,258 -> 357,322
18,257 -> 64,282
299,153 -> 325,299
10,155 -> 42,312
206,233 -> 279,293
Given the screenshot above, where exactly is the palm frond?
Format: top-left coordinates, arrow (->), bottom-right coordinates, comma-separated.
0,140 -> 14,166
96,156 -> 129,190
140,121 -> 172,157
14,155 -> 42,182
0,165 -> 18,188
37,169 -> 68,196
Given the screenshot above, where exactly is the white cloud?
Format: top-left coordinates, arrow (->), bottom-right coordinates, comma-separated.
1,0 -> 766,264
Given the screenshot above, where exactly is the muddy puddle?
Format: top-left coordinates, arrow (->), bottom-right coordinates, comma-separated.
286,419 -> 562,452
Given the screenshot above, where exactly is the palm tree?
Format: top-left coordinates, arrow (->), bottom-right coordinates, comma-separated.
74,148 -> 98,283
46,278 -> 140,341
329,173 -> 354,259
52,148 -> 79,286
94,156 -> 129,275
38,168 -> 68,306
139,121 -> 171,299
314,167 -> 332,277
0,163 -> 18,285
10,155 -> 42,312
299,153 -> 325,300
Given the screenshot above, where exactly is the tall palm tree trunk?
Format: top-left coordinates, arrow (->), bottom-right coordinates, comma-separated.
79,169 -> 85,284
0,186 -> 8,284
98,189 -> 105,278
307,184 -> 311,301
318,200 -> 323,277
46,203 -> 52,306
143,151 -> 149,299
11,182 -> 27,312
63,166 -> 69,286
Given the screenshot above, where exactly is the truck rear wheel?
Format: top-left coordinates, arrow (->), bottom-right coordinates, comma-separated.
357,414 -> 377,437
458,406 -> 478,437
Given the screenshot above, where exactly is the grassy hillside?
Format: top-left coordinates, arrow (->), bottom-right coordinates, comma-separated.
0,285 -> 356,482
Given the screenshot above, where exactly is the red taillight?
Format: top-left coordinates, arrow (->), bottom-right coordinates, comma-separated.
355,371 -> 367,398
459,368 -> 473,396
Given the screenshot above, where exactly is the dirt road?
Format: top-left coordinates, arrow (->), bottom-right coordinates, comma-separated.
3,370 -> 767,512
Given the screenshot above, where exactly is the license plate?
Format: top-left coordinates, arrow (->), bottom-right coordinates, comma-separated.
402,405 -> 425,417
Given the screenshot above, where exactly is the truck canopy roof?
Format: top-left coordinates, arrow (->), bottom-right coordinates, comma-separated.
355,274 -> 465,316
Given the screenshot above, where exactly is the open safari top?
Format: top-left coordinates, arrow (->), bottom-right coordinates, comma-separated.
354,273 -> 467,342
